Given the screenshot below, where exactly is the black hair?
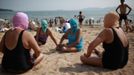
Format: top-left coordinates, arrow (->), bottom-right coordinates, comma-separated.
121,0 -> 125,2
79,11 -> 82,14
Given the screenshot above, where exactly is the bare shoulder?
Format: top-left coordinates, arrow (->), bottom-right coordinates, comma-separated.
101,28 -> 113,35
23,31 -> 33,39
23,30 -> 32,35
46,28 -> 52,34
125,4 -> 131,8
118,4 -> 121,7
98,28 -> 113,42
47,28 -> 51,32
124,4 -> 128,6
105,28 -> 112,32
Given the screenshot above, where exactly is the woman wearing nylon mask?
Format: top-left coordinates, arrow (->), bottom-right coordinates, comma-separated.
35,19 -> 58,46
80,12 -> 129,70
57,18 -> 83,52
0,12 -> 44,73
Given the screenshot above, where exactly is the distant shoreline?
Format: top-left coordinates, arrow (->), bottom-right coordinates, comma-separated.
0,8 -> 14,12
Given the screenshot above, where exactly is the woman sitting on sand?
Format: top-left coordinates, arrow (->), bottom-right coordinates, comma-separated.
80,12 -> 129,70
56,18 -> 83,52
35,19 -> 58,46
0,12 -> 44,73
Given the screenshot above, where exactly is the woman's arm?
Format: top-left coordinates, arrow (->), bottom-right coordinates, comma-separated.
26,31 -> 44,66
59,29 -> 69,45
85,29 -> 111,57
48,29 -> 58,46
35,28 -> 40,41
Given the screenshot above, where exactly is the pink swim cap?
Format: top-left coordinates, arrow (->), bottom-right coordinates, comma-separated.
13,12 -> 29,29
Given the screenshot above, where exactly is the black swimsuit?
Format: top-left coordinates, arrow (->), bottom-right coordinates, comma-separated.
119,14 -> 127,20
102,28 -> 129,70
2,30 -> 34,73
78,15 -> 84,23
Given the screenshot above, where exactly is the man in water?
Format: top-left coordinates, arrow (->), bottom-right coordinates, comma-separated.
116,0 -> 132,32
77,11 -> 85,27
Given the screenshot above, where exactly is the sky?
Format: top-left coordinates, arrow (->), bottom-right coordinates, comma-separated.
0,0 -> 134,11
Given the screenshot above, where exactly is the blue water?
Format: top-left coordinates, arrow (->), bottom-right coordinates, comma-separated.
25,10 -> 106,20
0,10 -> 134,22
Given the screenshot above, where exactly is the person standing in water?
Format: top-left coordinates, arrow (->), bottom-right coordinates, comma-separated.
116,0 -> 132,32
77,11 -> 85,27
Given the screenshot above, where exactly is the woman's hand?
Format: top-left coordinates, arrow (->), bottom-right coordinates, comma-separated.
84,53 -> 89,58
56,44 -> 62,50
63,43 -> 67,47
33,53 -> 38,59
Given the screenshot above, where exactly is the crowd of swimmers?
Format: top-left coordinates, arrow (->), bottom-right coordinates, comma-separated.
0,0 -> 133,74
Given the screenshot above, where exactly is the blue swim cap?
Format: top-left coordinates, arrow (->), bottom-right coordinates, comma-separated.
69,18 -> 79,33
69,18 -> 78,28
41,19 -> 48,32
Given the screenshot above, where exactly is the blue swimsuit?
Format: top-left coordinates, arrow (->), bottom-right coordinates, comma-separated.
67,29 -> 83,51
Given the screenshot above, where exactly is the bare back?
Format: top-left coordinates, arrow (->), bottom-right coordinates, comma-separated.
113,28 -> 128,47
107,28 -> 128,47
4,29 -> 29,50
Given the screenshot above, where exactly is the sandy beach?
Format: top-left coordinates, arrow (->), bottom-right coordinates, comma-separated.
0,25 -> 134,75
